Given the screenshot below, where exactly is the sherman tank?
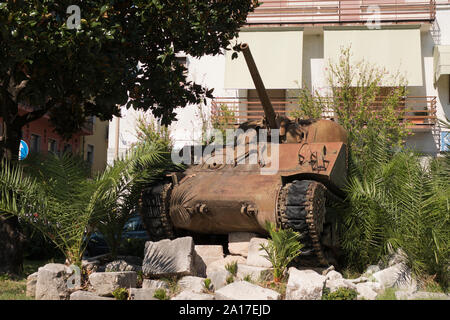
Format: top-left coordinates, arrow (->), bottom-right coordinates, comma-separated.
139,43 -> 348,266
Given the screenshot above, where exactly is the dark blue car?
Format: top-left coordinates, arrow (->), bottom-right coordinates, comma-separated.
84,214 -> 149,257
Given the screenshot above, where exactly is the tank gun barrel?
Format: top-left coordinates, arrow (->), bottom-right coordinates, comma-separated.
240,43 -> 278,129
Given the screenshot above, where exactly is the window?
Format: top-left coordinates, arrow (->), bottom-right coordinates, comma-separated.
30,134 -> 41,153
48,139 -> 58,154
86,144 -> 94,165
63,143 -> 72,154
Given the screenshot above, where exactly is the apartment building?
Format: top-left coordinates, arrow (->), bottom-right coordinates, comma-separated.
1,106 -> 109,173
108,0 -> 450,160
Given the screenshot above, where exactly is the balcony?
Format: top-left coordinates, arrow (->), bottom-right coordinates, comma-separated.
246,0 -> 436,26
211,95 -> 437,131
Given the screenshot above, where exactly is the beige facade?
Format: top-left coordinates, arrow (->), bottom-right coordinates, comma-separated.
108,1 -> 450,157
82,118 -> 109,174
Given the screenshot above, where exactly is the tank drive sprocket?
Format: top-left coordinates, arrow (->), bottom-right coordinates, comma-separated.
276,179 -> 338,267
139,182 -> 175,241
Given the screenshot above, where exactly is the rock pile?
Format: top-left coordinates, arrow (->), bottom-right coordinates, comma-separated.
26,235 -> 449,300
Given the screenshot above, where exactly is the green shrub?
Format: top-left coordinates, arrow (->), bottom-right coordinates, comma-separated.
203,278 -> 211,289
322,287 -> 358,300
290,85 -> 326,120
203,278 -> 213,292
112,288 -> 129,300
225,261 -> 238,277
259,222 -> 303,282
153,288 -> 168,300
226,275 -> 235,284
326,47 -> 410,165
340,141 -> 449,288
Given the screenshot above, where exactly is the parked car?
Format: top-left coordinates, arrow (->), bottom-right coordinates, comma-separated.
84,214 -> 149,257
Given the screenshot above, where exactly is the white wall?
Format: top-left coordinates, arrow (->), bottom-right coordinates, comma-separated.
107,52 -> 240,164
108,8 -> 450,163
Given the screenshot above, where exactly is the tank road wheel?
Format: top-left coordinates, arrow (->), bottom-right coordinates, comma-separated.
277,180 -> 339,267
139,182 -> 175,241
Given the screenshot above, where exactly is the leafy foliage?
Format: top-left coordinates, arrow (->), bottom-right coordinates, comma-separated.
340,138 -> 449,288
202,278 -> 213,292
326,47 -> 411,163
153,288 -> 168,300
0,0 -> 259,158
259,222 -> 303,282
87,119 -> 182,258
225,261 -> 238,277
1,153 -> 103,266
322,287 -> 358,300
290,85 -> 326,120
112,287 -> 129,300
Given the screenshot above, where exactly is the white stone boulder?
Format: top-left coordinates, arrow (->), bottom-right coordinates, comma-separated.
246,238 -> 272,268
206,255 -> 246,273
228,232 -> 258,257
70,290 -> 115,300
325,270 -> 343,281
195,245 -> 224,266
321,265 -> 335,276
88,271 -> 137,296
325,278 -> 357,293
35,263 -> 74,300
371,263 -> 416,290
129,288 -> 158,300
355,283 -> 379,300
178,276 -> 208,294
285,268 -> 326,300
142,279 -> 169,290
215,281 -> 281,300
205,255 -> 246,290
348,276 -> 369,284
172,291 -> 215,300
206,268 -> 232,291
105,259 -> 141,272
363,265 -> 381,277
26,272 -> 38,297
142,236 -> 195,278
236,264 -> 271,282
193,245 -> 223,277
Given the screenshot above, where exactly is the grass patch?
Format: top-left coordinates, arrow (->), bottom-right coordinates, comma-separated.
0,258 -> 64,300
322,287 -> 358,300
376,288 -> 398,300
0,278 -> 30,300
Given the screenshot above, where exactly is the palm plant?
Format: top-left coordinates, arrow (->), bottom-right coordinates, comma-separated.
92,119 -> 185,258
341,136 -> 449,288
259,221 -> 303,283
1,153 -> 106,266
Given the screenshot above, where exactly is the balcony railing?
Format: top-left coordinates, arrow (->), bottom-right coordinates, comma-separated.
246,0 -> 436,25
211,95 -> 437,131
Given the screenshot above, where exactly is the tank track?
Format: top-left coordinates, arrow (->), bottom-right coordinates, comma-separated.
276,179 -> 338,267
139,182 -> 175,241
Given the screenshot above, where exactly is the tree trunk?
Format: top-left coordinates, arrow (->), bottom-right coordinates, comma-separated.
0,120 -> 24,275
0,119 -> 21,161
0,215 -> 24,274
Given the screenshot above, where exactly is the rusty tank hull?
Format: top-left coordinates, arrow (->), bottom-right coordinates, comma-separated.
139,43 -> 348,266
